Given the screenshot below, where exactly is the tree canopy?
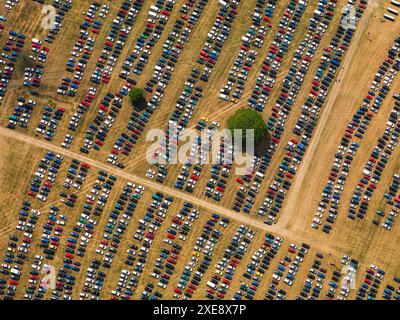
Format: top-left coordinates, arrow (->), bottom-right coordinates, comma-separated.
227,108 -> 269,146
129,88 -> 147,110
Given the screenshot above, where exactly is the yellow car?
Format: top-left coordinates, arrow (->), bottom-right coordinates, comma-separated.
192,251 -> 200,257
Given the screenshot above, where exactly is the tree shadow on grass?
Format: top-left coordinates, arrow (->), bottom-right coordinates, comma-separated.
254,131 -> 272,157
133,97 -> 147,111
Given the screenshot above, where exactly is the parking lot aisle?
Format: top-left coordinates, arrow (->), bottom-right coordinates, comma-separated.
132,202 -> 205,300
228,232 -> 283,300
104,193 -> 176,300
84,190 -> 155,299
346,100 -> 400,221
161,213 -> 233,299
0,126 -> 359,259
249,0 -> 370,225
4,1 -> 43,36
200,224 -> 256,300
263,242 -> 311,300
147,0 -> 247,181
43,171 -> 119,299
0,151 -> 66,299
227,0 -> 338,216
277,0 -> 379,231
102,0 -> 213,168
380,276 -> 400,300
75,181 -> 147,300
75,0 -> 182,156
309,41 -> 400,233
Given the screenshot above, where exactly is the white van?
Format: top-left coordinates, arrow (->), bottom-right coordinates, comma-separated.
219,93 -> 229,101
148,11 -> 159,18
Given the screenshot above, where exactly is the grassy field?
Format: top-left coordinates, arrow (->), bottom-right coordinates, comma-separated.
0,0 -> 399,300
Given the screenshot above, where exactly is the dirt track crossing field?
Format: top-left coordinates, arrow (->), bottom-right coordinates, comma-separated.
1,0 -> 400,301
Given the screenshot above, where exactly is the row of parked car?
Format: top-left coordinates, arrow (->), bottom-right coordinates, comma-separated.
79,182 -> 145,300
0,30 -> 25,105
0,152 -> 64,299
90,1 -> 139,84
219,0 -> 277,102
313,33 -> 400,233
263,242 -> 309,300
204,136 -> 233,202
172,213 -> 229,300
0,203 -> 42,299
232,0 -> 337,215
174,122 -> 211,191
297,252 -> 340,300
356,264 -> 385,300
107,0 -> 209,167
35,104 -> 65,141
118,0 -> 175,79
110,193 -> 173,300
267,0 -> 336,140
234,233 -> 282,300
348,99 -> 400,222
22,38 -> 49,88
57,2 -> 106,97
150,0 -> 241,182
255,0 -> 367,225
38,0 -> 73,45
204,225 -> 254,300
60,159 -> 91,207
76,1 -> 179,154
247,0 -> 309,112
140,203 -> 200,300
6,97 -> 36,129
37,206 -> 64,261
381,276 -> 400,300
174,120 -> 224,194
4,0 -> 19,11
62,87 -> 97,146
49,171 -> 118,300
374,172 -> 400,230
86,0 -> 179,159
0,15 -> 6,39
79,86 -> 133,157
27,152 -> 64,202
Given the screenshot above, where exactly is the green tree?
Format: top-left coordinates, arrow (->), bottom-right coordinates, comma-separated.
227,108 -> 269,146
129,88 -> 147,110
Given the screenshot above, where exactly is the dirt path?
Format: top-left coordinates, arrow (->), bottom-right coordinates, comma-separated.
279,0 -> 379,228
0,126 -> 347,256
